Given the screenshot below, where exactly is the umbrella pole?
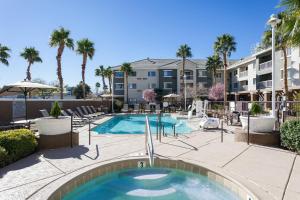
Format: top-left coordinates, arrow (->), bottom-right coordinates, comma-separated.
24,91 -> 28,121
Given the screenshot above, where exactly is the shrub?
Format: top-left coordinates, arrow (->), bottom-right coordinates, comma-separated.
280,120 -> 300,152
250,102 -> 263,116
50,101 -> 61,118
0,146 -> 8,168
0,129 -> 37,166
114,99 -> 123,112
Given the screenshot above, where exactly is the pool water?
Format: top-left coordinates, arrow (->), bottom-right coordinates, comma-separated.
63,168 -> 240,200
92,114 -> 192,134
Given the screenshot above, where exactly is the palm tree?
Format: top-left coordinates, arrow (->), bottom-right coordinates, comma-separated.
176,44 -> 192,108
76,39 -> 95,99
104,67 -> 113,94
20,47 -> 42,81
214,34 -> 236,106
205,55 -> 223,85
263,12 -> 291,99
95,65 -> 107,92
49,27 -> 74,99
0,44 -> 10,66
95,82 -> 101,95
120,62 -> 133,104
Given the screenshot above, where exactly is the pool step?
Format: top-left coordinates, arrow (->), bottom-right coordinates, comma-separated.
126,188 -> 176,197
133,173 -> 168,180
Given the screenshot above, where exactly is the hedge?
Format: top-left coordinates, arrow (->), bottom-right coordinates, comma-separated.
280,120 -> 300,152
0,129 -> 37,167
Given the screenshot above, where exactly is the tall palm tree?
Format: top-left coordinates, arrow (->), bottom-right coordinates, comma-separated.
0,44 -> 10,66
20,47 -> 42,81
104,67 -> 113,94
176,44 -> 192,108
95,82 -> 101,95
120,62 -> 133,104
214,34 -> 236,106
205,55 -> 223,85
49,27 -> 74,99
76,39 -> 95,99
95,65 -> 107,91
263,12 -> 291,99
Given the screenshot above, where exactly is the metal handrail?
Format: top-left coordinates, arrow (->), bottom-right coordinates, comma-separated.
145,116 -> 154,167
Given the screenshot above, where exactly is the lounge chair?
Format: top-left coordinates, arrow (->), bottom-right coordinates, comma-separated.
76,107 -> 96,119
87,106 -> 104,116
81,106 -> 101,118
133,104 -> 140,113
61,110 -> 86,126
121,104 -> 129,113
145,104 -> 151,113
40,109 -> 50,117
155,104 -> 161,113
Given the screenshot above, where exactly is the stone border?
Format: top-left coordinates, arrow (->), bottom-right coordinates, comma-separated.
33,158 -> 259,200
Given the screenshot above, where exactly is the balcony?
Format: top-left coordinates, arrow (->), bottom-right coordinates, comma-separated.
259,60 -> 272,71
257,80 -> 272,89
239,71 -> 248,78
184,75 -> 193,81
239,85 -> 248,91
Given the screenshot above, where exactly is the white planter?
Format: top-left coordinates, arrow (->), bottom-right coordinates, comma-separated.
240,115 -> 276,133
36,116 -> 71,135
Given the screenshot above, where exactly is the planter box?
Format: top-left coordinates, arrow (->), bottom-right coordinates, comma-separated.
38,131 -> 79,150
240,115 -> 276,133
36,116 -> 71,135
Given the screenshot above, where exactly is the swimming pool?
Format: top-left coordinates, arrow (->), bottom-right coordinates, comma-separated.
92,114 -> 192,134
63,168 -> 240,200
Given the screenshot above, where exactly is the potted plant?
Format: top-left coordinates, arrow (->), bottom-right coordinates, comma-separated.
36,101 -> 71,135
240,102 -> 276,133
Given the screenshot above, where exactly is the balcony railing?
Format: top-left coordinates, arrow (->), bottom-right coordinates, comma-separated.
239,71 -> 248,78
184,75 -> 193,80
239,85 -> 248,91
259,60 -> 272,71
257,80 -> 272,89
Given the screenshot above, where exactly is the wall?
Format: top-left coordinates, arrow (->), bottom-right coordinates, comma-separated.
0,99 -> 111,125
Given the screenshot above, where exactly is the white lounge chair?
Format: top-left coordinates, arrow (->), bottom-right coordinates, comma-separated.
121,104 -> 129,113
133,104 -> 140,113
145,104 -> 151,113
155,104 -> 161,113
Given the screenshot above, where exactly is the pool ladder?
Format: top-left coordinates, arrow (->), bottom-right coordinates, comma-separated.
145,116 -> 154,167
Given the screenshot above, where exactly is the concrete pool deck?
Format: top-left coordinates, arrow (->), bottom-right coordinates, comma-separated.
0,117 -> 299,200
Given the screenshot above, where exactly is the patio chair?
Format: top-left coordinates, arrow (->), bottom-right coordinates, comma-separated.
76,107 -> 96,119
87,106 -> 104,116
61,110 -> 86,125
145,104 -> 151,113
155,104 -> 161,113
81,106 -> 101,118
66,109 -> 86,119
133,104 -> 140,113
121,104 -> 129,113
40,109 -> 50,117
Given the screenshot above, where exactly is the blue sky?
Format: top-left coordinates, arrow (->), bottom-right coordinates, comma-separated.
0,0 -> 281,91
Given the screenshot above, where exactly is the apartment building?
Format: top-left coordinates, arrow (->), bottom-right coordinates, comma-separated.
227,47 -> 300,101
112,58 -> 215,104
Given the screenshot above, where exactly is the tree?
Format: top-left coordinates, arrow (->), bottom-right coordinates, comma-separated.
73,82 -> 91,99
143,89 -> 156,103
214,34 -> 236,106
120,62 -> 133,103
209,83 -> 225,101
205,55 -> 223,84
20,47 -> 42,81
263,12 -> 292,99
176,44 -> 192,108
95,82 -> 101,95
0,44 -> 10,66
279,0 -> 300,46
76,39 -> 95,99
104,67 -> 113,94
95,65 -> 107,92
49,27 -> 74,99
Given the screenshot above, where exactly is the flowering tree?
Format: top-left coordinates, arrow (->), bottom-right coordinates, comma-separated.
143,89 -> 156,103
208,83 -> 224,101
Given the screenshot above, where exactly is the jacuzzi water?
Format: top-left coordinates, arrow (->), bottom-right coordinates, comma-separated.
63,168 -> 240,200
92,114 -> 192,134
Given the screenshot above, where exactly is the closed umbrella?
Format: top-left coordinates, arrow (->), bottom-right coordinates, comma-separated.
0,80 -> 57,120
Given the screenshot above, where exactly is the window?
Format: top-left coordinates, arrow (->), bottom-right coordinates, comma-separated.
198,70 -> 207,77
287,48 -> 291,56
253,78 -> 256,85
115,71 -> 124,78
281,70 -> 283,79
164,82 -> 173,89
148,83 -> 156,89
115,83 -> 124,90
129,83 -> 137,89
163,70 -> 173,77
233,83 -> 238,89
234,70 -> 237,76
129,98 -> 137,103
130,71 -> 136,76
148,71 -> 156,77
215,73 -> 222,78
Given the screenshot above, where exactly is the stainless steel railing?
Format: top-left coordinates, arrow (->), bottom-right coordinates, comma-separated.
145,115 -> 154,167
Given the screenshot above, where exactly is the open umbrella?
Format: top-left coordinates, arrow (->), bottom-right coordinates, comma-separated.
0,80 -> 57,120
163,93 -> 180,98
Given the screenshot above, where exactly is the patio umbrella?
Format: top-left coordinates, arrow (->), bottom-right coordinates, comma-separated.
163,93 -> 180,98
0,80 -> 57,120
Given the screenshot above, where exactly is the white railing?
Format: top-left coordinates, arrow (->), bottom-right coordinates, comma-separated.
239,71 -> 248,78
145,116 -> 154,167
239,85 -> 248,91
257,80 -> 272,89
259,60 -> 272,71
